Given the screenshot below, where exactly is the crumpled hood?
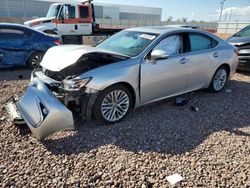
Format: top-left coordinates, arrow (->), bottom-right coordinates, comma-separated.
227,36 -> 250,46
24,17 -> 53,27
40,45 -> 124,72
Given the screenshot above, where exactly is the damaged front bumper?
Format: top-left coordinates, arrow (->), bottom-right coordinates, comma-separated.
7,78 -> 74,139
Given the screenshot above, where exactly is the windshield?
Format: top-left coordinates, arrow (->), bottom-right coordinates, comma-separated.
46,4 -> 62,18
97,30 -> 158,57
236,26 -> 250,37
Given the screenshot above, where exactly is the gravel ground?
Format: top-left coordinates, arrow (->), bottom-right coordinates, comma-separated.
0,69 -> 250,187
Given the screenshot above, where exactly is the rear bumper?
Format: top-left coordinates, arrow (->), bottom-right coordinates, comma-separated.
14,78 -> 74,139
238,56 -> 250,71
237,49 -> 250,71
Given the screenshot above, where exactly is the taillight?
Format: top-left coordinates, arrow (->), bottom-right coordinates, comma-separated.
234,48 -> 239,55
54,39 -> 62,45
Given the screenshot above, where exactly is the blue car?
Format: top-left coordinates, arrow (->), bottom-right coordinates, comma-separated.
0,23 -> 62,69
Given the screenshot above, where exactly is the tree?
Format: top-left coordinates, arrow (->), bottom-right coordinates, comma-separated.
176,18 -> 181,23
166,16 -> 173,22
104,15 -> 112,19
181,17 -> 188,22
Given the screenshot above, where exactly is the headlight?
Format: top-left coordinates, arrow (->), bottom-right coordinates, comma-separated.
63,77 -> 92,91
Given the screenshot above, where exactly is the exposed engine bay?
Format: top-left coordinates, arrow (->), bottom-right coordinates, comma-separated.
32,51 -> 129,119
43,52 -> 129,81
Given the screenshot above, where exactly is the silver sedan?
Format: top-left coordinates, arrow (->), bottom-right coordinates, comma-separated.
9,27 -> 238,139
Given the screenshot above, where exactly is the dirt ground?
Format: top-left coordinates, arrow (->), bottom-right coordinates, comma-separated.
0,69 -> 250,187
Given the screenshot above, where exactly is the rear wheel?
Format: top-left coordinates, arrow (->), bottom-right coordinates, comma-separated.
27,52 -> 44,69
209,66 -> 229,92
93,85 -> 132,124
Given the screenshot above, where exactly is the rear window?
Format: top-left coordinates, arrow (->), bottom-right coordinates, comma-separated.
67,5 -> 76,19
189,33 -> 218,52
0,28 -> 26,40
237,26 -> 250,37
79,6 -> 89,18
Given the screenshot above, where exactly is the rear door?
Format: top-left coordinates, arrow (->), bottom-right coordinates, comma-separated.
184,32 -> 219,90
0,27 -> 33,67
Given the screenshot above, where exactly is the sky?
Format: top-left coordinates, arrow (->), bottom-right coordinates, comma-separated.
94,0 -> 250,22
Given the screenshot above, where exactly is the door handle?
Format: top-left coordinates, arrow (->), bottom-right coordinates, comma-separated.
179,58 -> 189,64
213,52 -> 219,58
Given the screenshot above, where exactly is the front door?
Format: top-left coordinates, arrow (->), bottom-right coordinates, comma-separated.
55,4 -> 92,36
140,34 -> 189,103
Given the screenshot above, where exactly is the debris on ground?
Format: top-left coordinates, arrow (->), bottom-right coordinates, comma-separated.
166,173 -> 184,185
174,97 -> 189,106
0,116 -> 6,121
225,89 -> 232,93
190,106 -> 199,112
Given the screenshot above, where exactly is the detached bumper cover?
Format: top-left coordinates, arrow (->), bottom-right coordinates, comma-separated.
15,78 -> 74,139
238,49 -> 250,71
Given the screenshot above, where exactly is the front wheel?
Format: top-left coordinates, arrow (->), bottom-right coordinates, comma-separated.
93,85 -> 133,124
27,52 -> 44,69
209,66 -> 229,92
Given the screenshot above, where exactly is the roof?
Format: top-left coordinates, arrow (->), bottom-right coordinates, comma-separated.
0,23 -> 29,29
0,23 -> 51,36
125,26 -> 192,35
125,26 -> 223,42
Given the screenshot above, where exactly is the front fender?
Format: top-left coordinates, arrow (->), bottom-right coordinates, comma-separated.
33,24 -> 60,36
81,60 -> 141,107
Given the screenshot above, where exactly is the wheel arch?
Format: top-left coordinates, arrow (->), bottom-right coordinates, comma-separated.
107,82 -> 137,109
26,51 -> 45,68
216,63 -> 231,76
208,63 -> 231,92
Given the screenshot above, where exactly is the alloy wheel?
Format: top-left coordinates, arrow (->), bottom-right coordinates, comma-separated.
213,69 -> 228,91
101,90 -> 130,122
31,54 -> 43,67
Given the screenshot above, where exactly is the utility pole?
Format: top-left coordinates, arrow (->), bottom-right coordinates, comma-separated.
224,12 -> 228,22
219,0 -> 226,22
5,0 -> 10,17
228,9 -> 233,22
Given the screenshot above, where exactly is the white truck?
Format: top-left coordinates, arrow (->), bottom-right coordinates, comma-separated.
24,0 -> 122,44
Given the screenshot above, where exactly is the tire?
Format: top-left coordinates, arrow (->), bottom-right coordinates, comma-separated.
93,84 -> 133,124
208,66 -> 229,92
27,52 -> 44,69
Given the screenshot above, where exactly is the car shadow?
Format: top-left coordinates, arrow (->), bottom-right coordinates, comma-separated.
0,67 -> 31,81
42,78 -> 250,156
236,70 -> 250,76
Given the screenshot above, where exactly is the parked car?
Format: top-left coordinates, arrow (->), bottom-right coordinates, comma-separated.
0,23 -> 62,69
7,26 -> 238,139
227,25 -> 250,71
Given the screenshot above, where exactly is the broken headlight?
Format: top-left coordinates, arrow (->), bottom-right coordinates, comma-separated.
63,77 -> 92,91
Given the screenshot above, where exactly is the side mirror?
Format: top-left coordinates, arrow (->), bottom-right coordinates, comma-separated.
63,6 -> 69,20
150,49 -> 169,60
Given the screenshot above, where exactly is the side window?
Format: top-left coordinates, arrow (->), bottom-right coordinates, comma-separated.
238,26 -> 250,37
67,5 -> 75,19
79,6 -> 89,18
0,28 -> 25,40
189,33 -> 218,52
154,35 -> 183,55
